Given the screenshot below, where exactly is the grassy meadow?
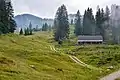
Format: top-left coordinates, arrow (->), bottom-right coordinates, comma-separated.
0,31 -> 120,80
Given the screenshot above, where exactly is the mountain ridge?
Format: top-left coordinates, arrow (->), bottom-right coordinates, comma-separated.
14,13 -> 76,32
14,14 -> 54,29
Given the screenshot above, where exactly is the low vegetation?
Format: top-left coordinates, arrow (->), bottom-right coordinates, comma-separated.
0,32 -> 98,80
0,32 -> 120,80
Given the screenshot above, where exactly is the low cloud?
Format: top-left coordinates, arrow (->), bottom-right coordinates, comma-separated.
12,0 -> 120,18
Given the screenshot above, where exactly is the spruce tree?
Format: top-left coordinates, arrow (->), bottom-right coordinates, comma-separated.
95,7 -> 106,40
24,28 -> 27,36
6,1 -> 16,33
71,19 -> 73,25
0,22 -> 4,34
105,6 -> 111,40
42,24 -> 45,31
42,23 -> 48,31
44,23 -> 48,31
0,0 -> 8,34
19,28 -> 23,35
83,10 -> 87,35
26,27 -> 30,35
0,0 -> 16,34
42,23 -> 49,31
48,25 -> 52,31
54,4 -> 69,41
24,28 -> 30,36
83,8 -> 95,35
89,8 -> 96,35
74,10 -> 82,36
29,22 -> 32,35
105,6 -> 110,21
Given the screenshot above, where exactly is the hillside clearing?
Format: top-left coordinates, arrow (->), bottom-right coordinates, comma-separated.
0,32 -> 120,80
0,32 -> 101,80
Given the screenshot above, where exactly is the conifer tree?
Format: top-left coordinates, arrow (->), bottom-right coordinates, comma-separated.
29,22 -> 32,35
83,8 -> 95,35
71,19 -> 73,25
104,6 -> 112,41
6,0 -> 17,33
0,0 -> 8,34
24,28 -> 27,36
74,10 -> 82,36
95,7 -> 106,40
42,23 -> 48,31
19,28 -> 23,35
54,4 -> 69,41
26,27 -> 30,35
0,0 -> 16,34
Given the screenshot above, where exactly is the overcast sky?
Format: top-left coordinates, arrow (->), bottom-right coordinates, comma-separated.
12,0 -> 120,18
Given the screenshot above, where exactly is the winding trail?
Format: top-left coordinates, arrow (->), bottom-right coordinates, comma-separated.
49,45 -> 58,52
49,45 -> 120,80
69,55 -> 99,70
100,70 -> 120,80
50,45 -> 99,70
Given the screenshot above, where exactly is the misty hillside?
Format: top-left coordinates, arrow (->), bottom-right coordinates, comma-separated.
68,14 -> 75,22
14,14 -> 54,29
15,14 -> 76,30
68,14 -> 83,23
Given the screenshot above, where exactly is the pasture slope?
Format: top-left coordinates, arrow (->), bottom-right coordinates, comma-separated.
0,32 -> 120,80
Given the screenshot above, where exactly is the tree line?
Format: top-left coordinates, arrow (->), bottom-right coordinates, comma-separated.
42,23 -> 52,31
75,6 -> 110,40
54,4 -> 111,43
0,0 -> 16,34
19,22 -> 33,35
19,22 -> 52,35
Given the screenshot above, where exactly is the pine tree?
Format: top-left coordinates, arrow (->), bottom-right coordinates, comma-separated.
24,28 -> 27,36
89,8 -> 96,35
26,27 -> 30,35
95,7 -> 106,40
83,10 -> 87,35
0,0 -> 16,34
24,28 -> 30,36
71,19 -> 73,25
54,4 -> 69,41
42,24 -> 45,31
44,23 -> 48,31
0,22 -> 4,34
42,23 -> 48,31
104,6 -> 111,41
29,22 -> 32,35
105,6 -> 110,21
6,1 -> 17,33
48,25 -> 52,31
83,8 -> 95,35
74,10 -> 82,36
0,0 -> 9,34
19,28 -> 23,35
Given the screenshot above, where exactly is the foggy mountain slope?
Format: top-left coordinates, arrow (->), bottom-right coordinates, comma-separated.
14,14 -> 54,28
15,14 -> 77,29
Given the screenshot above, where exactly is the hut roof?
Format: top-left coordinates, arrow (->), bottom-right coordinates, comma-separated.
78,35 -> 103,42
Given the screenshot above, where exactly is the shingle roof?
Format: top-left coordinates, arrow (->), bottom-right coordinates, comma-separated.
78,35 -> 103,40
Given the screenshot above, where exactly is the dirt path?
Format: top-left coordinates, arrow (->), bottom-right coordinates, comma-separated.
49,45 -> 57,52
100,70 -> 120,80
49,46 -> 120,80
69,55 -> 99,70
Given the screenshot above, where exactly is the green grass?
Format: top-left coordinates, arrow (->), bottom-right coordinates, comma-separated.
59,44 -> 120,77
0,32 -> 120,80
0,32 -> 102,80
